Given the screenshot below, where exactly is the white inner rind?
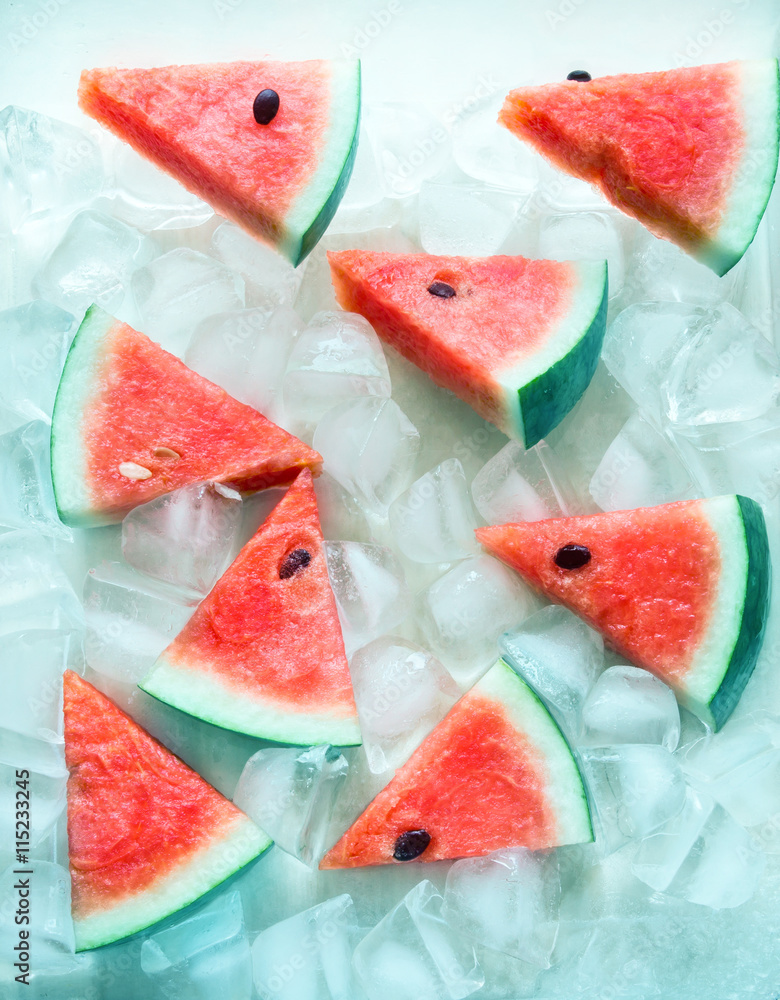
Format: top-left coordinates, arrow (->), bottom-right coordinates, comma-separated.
494,259 -> 608,438
475,658 -> 593,846
706,58 -> 780,274
50,305 -> 115,527
141,654 -> 362,746
74,814 -> 271,951
280,60 -> 361,262
675,495 -> 750,726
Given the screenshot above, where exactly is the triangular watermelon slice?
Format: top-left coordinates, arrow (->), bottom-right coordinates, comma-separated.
477,496 -> 770,730
319,658 -> 592,868
328,251 -> 607,448
499,60 -> 780,275
78,59 -> 360,265
140,469 -> 360,746
63,670 -> 271,951
50,305 -> 321,527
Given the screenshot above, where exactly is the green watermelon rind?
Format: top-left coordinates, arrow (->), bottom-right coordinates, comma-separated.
74,814 -> 272,951
704,59 -> 780,276
283,60 -> 361,265
508,260 -> 608,447
139,653 -> 363,747
50,303 -> 113,528
693,495 -> 771,730
480,658 -> 594,847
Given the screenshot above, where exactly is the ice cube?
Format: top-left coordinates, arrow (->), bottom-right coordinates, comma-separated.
314,473 -> 373,544
185,305 -> 302,425
283,310 -> 391,433
533,159 -> 607,212
327,126 -> 391,235
418,182 -> 521,256
0,300 -> 75,435
0,530 -> 83,636
443,848 -> 560,967
420,556 -> 536,688
567,916 -> 662,997
349,636 -> 460,773
626,229 -> 737,307
471,439 -> 582,524
353,880 -> 483,1000
313,398 -> 421,515
233,744 -> 349,867
600,302 -> 705,424
0,630 -> 80,775
0,420 -> 73,539
389,458 -> 479,563
537,211 -> 624,298
632,786 -> 764,908
141,890 -> 252,1000
33,209 -> 151,317
581,665 -> 681,751
452,99 -> 538,193
121,482 -> 242,597
662,302 -> 780,426
580,746 -> 687,853
210,222 -> 302,309
0,764 -> 67,869
500,605 -> 604,740
251,894 -> 363,1000
132,248 -> 245,357
0,105 -> 103,231
366,103 -> 452,198
107,141 -> 214,231
324,542 -> 411,655
0,862 -> 76,974
589,413 -> 699,511
83,562 -> 194,684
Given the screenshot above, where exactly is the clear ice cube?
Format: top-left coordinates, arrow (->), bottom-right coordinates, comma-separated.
537,211 -> 623,297
324,541 -> 410,656
471,439 -> 582,524
283,310 -> 391,432
451,99 -> 538,192
0,862 -> 76,973
418,182 -> 521,256
581,665 -> 681,751
0,764 -> 67,867
500,605 -> 604,740
252,894 -> 363,1000
349,636 -> 460,773
141,890 -> 252,1000
0,530 -> 83,636
443,848 -> 560,967
589,413 -> 699,511
33,209 -> 151,317
389,458 -> 479,563
121,481 -> 242,597
132,247 -> 245,357
0,300 -> 74,435
0,420 -> 73,539
83,562 -> 194,684
627,230 -> 738,307
210,222 -> 303,310
366,103 -> 452,197
420,556 -> 536,688
353,880 -> 483,1000
312,398 -> 421,516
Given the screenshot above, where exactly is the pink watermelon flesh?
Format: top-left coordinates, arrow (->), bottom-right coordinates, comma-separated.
499,60 -> 780,274
63,670 -> 270,951
320,659 -> 592,868
78,60 -> 359,264
139,469 -> 360,745
51,305 -> 321,526
328,250 -> 607,446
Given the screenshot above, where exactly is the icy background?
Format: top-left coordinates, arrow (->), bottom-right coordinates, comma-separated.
2,0 -> 780,997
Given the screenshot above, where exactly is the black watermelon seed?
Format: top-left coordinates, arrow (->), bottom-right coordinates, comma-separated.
427,280 -> 456,298
279,548 -> 311,579
554,544 -> 592,570
566,70 -> 592,82
253,89 -> 280,125
393,829 -> 431,862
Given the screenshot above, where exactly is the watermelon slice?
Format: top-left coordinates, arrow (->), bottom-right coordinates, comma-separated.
140,469 -> 360,746
78,59 -> 360,265
477,496 -> 770,730
319,658 -> 592,868
63,670 -> 271,951
499,60 -> 780,275
328,251 -> 608,448
50,305 -> 321,527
